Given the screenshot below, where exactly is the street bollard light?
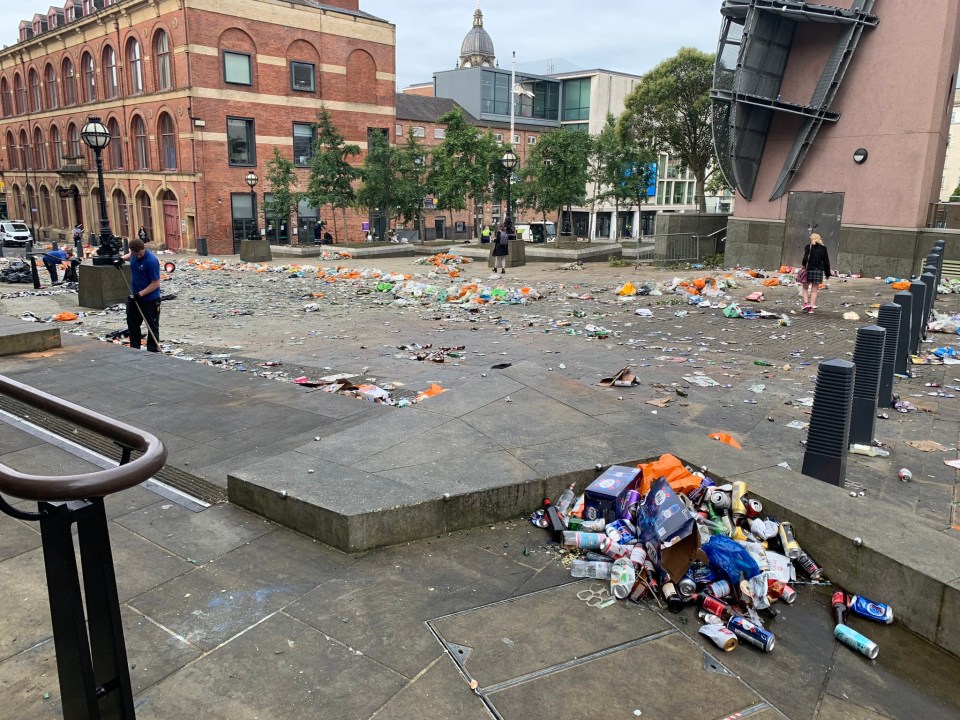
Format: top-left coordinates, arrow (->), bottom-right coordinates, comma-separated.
501,151 -> 517,238
245,171 -> 260,241
80,116 -> 120,266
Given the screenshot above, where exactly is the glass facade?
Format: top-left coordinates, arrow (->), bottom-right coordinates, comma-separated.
480,69 -> 558,120
562,77 -> 590,121
293,123 -> 314,167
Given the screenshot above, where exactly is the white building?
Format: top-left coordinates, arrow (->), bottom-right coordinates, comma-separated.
940,89 -> 960,201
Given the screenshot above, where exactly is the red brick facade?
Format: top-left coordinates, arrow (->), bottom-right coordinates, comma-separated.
0,0 -> 395,255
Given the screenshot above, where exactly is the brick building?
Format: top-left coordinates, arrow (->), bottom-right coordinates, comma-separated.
0,0 -> 395,255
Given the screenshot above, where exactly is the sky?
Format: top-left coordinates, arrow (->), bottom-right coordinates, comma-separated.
0,1 -> 724,87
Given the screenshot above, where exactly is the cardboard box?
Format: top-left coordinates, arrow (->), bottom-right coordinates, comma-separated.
583,465 -> 641,522
640,476 -> 705,581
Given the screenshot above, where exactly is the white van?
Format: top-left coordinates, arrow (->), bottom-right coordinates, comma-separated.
0,221 -> 32,247
516,221 -> 556,243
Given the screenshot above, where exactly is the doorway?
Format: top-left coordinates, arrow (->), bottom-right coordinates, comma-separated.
70,186 -> 83,231
782,191 -> 844,267
434,217 -> 445,241
161,190 -> 180,251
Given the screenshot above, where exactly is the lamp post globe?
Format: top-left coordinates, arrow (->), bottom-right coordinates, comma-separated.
501,151 -> 517,237
81,116 -> 119,265
244,171 -> 260,240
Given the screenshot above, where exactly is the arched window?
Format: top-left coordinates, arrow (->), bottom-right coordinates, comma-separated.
102,46 -> 118,99
132,116 -> 148,169
29,69 -> 41,112
57,186 -> 69,227
113,188 -> 129,238
127,38 -> 143,95
26,185 -> 38,226
62,58 -> 76,106
40,187 -> 52,228
67,122 -> 81,158
11,187 -> 23,219
44,64 -> 58,109
158,113 -> 177,170
33,127 -> 46,170
5,131 -> 18,169
137,191 -> 153,235
50,125 -> 62,169
19,130 -> 30,170
0,77 -> 11,117
81,52 -> 96,103
108,118 -> 123,169
13,73 -> 25,114
154,30 -> 172,91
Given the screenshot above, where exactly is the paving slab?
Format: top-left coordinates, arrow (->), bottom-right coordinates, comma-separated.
370,656 -> 490,720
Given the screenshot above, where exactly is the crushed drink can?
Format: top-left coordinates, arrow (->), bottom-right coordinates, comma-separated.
600,538 -> 632,561
629,545 -> 647,567
704,580 -> 732,598
745,498 -> 763,519
777,521 -> 802,559
610,558 -> 636,600
727,616 -> 776,652
848,595 -> 894,624
687,562 -> 717,585
730,481 -> 748,519
898,468 -> 912,482
795,550 -> 824,580
677,577 -> 697,597
708,490 -> 730,510
605,519 -> 638,545
688,477 -> 716,506
529,509 -> 548,528
699,623 -> 738,652
834,623 -> 879,659
768,579 -> 797,604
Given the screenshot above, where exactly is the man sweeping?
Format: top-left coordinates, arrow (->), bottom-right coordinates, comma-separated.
121,238 -> 162,352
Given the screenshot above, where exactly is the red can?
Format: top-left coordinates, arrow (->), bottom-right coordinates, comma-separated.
700,594 -> 732,619
767,579 -> 797,604
745,498 -> 764,518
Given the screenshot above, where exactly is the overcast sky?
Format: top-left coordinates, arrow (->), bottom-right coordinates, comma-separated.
0,1 -> 724,86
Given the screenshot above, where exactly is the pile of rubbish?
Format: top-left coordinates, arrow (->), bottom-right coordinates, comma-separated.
927,309 -> 960,334
411,253 -> 472,267
533,457 -> 890,658
0,260 -> 35,284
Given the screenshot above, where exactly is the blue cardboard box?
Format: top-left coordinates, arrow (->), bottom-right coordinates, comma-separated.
583,465 -> 641,522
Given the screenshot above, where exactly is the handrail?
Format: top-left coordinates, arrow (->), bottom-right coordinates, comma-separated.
0,375 -> 167,501
703,227 -> 727,238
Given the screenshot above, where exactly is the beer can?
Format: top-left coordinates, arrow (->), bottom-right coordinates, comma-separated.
705,580 -> 732,598
730,481 -> 748,519
727,616 -> 776,652
688,477 -> 715,506
687,561 -> 716,585
678,577 -> 697,597
561,531 -> 606,550
529,508 -> 548,528
745,498 -> 763,518
699,623 -> 738,652
848,595 -> 894,624
767,579 -> 797,604
709,490 -> 730,510
795,550 -> 824,580
620,489 -> 642,521
898,468 -> 912,482
629,545 -> 647,567
834,623 -> 879,659
778,521 -> 802,559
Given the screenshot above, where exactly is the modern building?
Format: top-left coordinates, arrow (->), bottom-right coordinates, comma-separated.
940,88 -> 960,202
0,0 -> 396,255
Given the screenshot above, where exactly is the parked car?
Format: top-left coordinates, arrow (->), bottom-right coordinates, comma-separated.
517,221 -> 557,243
0,221 -> 32,247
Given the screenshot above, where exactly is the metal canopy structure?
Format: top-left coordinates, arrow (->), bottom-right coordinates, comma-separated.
711,0 -> 878,201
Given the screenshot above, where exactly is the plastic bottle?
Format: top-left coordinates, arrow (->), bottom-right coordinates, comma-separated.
834,623 -> 879,659
570,559 -> 612,580
849,444 -> 890,457
555,483 -> 577,517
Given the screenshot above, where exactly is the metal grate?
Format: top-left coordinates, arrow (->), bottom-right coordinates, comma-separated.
0,395 -> 226,504
802,359 -> 855,486
849,326 -> 884,446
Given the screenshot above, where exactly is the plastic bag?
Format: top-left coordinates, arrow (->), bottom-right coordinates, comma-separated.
702,535 -> 761,585
708,432 -> 742,450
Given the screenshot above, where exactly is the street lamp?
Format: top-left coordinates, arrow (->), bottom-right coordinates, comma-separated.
81,116 -> 120,265
245,171 -> 260,240
501,151 -> 517,237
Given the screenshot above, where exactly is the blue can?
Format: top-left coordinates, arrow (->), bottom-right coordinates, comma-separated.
848,595 -> 894,624
727,616 -> 776,652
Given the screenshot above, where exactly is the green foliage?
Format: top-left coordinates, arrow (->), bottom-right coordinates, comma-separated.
608,256 -> 633,267
357,128 -> 397,223
595,114 -> 657,212
263,148 -> 299,239
620,47 -> 716,211
427,108 -> 501,217
951,184 -> 960,201
524,128 -> 591,223
306,108 -> 361,242
393,130 -> 430,232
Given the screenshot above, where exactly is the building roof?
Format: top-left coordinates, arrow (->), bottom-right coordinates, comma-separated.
547,68 -> 644,80
273,0 -> 387,22
459,5 -> 495,66
395,94 -> 462,123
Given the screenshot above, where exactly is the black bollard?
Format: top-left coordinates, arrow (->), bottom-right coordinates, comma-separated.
802,359 -> 855,486
921,270 -> 937,334
929,248 -> 943,292
849,326 -> 885,446
908,280 -> 926,355
893,291 -> 913,375
876,303 -> 901,407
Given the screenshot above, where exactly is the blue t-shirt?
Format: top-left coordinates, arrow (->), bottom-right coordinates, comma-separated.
131,249 -> 161,300
44,250 -> 67,264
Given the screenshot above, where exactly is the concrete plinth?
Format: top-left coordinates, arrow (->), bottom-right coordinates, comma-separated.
486,239 -> 526,269
0,323 -> 61,355
240,239 -> 273,263
77,264 -> 132,310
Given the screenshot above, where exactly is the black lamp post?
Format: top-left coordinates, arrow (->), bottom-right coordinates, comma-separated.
81,116 -> 120,265
501,150 -> 517,238
245,171 -> 260,240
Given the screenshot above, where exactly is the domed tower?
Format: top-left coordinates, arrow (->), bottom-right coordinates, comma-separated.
458,2 -> 495,69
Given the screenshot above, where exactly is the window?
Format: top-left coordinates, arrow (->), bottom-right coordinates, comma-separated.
0,78 -> 11,116
81,52 -> 96,103
132,116 -> 148,168
494,132 -> 503,142
154,31 -> 172,90
528,136 -> 537,144
6,132 -> 18,170
290,61 -> 315,92
231,192 -> 256,241
411,126 -> 425,138
395,124 -> 402,137
108,118 -> 123,169
29,69 -> 41,112
223,51 -> 251,85
512,134 -> 520,144
127,39 -> 143,95
58,186 -> 69,226
20,130 -> 31,170
40,187 -> 52,227
113,189 -> 129,238
62,59 -> 76,106
564,122 -> 589,133
68,123 -> 81,157
434,128 -> 445,139
50,125 -> 62,168
293,122 -> 314,167
44,65 -> 58,109
158,113 -> 177,170
137,191 -> 152,233
33,127 -> 46,169
14,74 -> 25,114
562,77 -> 591,122
102,46 -> 118,99
227,117 -> 255,166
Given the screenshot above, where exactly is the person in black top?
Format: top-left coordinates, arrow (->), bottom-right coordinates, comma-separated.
801,232 -> 831,314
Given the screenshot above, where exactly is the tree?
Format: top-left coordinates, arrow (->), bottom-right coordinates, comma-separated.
427,108 -> 500,237
528,128 -> 592,241
357,128 -> 398,239
620,47 -> 716,212
305,108 -> 361,244
393,129 -> 430,241
263,148 -> 299,243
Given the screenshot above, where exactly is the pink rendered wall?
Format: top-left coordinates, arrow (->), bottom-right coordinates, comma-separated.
733,0 -> 960,229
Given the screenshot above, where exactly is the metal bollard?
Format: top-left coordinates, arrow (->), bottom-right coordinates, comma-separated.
920,269 -> 937,335
892,291 -> 913,375
802,359 -> 855,487
908,280 -> 926,355
876,303 -> 901,407
849,326 -> 885,446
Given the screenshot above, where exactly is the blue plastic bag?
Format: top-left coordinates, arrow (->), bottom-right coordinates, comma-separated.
702,535 -> 761,585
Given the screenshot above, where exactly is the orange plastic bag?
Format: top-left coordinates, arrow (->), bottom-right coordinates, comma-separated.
54,312 -> 78,322
762,278 -> 781,287
416,383 -> 446,401
692,278 -> 707,290
708,432 -> 742,450
636,453 -> 701,496
891,281 -> 910,291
